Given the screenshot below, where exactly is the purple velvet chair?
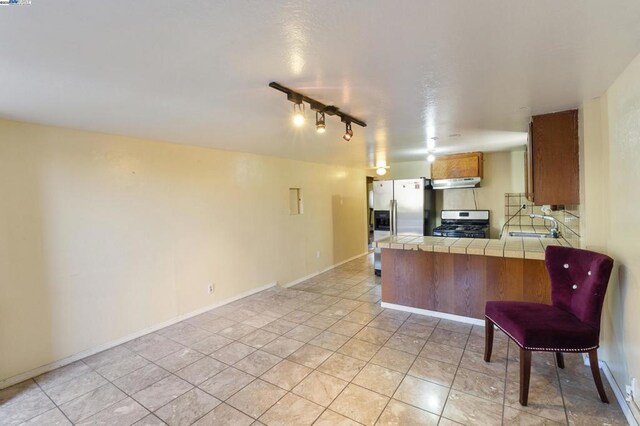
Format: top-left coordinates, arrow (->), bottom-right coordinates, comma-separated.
484,245 -> 614,406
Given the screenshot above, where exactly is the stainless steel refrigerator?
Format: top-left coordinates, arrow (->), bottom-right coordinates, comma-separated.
373,178 -> 436,275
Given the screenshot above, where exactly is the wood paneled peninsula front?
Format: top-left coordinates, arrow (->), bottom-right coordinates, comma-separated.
377,234 -> 575,321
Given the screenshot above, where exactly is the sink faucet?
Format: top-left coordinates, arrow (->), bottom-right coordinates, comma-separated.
529,214 -> 561,238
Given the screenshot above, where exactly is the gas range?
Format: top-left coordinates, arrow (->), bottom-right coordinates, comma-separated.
432,210 -> 490,238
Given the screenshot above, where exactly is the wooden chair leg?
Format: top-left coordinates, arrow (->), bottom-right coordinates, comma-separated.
555,352 -> 565,369
519,349 -> 532,406
588,349 -> 609,403
484,318 -> 494,362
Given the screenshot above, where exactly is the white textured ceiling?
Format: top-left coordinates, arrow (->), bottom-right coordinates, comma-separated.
1,1 -> 640,168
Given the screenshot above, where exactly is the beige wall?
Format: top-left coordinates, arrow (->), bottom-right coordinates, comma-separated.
439,151 -> 525,238
581,52 -> 640,417
0,119 -> 368,382
389,160 -> 431,180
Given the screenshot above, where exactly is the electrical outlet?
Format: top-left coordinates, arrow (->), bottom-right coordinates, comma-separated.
626,385 -> 633,402
521,203 -> 527,211
207,284 -> 215,294
632,377 -> 638,399
316,251 -> 320,259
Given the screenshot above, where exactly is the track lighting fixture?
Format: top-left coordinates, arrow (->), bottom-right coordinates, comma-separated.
315,111 -> 326,134
292,102 -> 305,127
269,82 -> 366,141
343,121 -> 353,141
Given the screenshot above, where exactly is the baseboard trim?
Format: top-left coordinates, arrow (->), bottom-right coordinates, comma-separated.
0,281 -> 277,390
280,251 -> 371,289
380,302 -> 485,326
595,358 -> 639,426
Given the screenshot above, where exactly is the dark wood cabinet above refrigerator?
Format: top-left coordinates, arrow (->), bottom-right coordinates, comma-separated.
431,152 -> 484,180
525,109 -> 579,205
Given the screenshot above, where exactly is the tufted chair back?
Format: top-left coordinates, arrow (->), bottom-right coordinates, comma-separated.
545,246 -> 614,330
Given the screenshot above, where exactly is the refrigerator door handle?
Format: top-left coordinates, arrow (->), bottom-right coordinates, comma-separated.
389,200 -> 394,235
394,200 -> 398,235
390,200 -> 398,236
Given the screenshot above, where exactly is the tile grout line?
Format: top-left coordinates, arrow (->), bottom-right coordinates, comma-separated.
14,260 -> 376,425
34,380 -> 76,425
94,280 -> 346,422
282,289 -> 491,423
36,356 -> 158,425
368,312 -> 416,425
251,271 -> 377,424
183,270 -> 374,424
259,288 -> 385,425
13,256 -> 608,426
432,326 -> 471,425
555,352 -> 572,425
241,279 -> 391,424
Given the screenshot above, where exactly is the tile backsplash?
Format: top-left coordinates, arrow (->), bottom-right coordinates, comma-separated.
504,193 -> 580,245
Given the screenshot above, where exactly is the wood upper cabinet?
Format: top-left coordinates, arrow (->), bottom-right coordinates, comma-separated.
431,152 -> 483,180
525,123 -> 533,201
525,109 -> 579,205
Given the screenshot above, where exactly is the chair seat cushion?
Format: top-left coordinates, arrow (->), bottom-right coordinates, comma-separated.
485,301 -> 599,352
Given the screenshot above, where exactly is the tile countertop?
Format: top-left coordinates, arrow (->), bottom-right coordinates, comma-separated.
374,226 -> 575,260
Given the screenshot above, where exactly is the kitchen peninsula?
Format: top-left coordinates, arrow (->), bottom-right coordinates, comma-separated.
377,233 -> 574,322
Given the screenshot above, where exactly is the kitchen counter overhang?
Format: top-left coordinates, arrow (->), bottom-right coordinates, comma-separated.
377,234 -> 572,321
375,231 -> 574,260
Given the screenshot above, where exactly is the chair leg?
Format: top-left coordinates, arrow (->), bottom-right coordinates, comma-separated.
519,349 -> 532,406
484,318 -> 494,362
555,352 -> 565,369
588,349 -> 609,403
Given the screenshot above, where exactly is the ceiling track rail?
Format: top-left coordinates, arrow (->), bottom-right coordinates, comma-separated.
268,82 -> 367,127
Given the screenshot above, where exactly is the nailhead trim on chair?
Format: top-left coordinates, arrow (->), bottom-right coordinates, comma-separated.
485,315 -> 599,353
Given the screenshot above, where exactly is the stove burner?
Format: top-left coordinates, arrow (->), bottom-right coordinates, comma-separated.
432,210 -> 490,238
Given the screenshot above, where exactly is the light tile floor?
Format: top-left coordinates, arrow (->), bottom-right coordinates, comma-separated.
0,254 -> 629,425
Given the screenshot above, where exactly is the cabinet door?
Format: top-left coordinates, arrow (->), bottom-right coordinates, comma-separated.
431,152 -> 483,180
531,110 -> 579,205
525,123 -> 534,202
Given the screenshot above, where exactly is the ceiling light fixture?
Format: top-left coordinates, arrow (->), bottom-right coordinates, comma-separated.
427,153 -> 436,163
343,121 -> 353,141
315,111 -> 326,134
269,82 -> 366,141
376,167 -> 387,176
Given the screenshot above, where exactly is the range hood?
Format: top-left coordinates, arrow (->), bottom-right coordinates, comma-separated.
432,177 -> 481,190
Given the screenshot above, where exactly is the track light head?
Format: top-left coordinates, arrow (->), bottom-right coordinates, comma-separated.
292,103 -> 305,127
316,111 -> 326,134
269,82 -> 366,134
343,121 -> 353,141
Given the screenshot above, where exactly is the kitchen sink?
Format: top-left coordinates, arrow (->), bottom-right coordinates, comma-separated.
509,231 -> 557,238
